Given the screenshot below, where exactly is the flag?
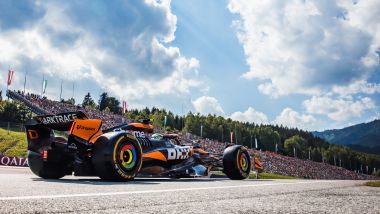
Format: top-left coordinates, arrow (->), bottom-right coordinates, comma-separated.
42,79 -> 47,94
122,100 -> 127,114
230,131 -> 234,143
7,70 -> 14,86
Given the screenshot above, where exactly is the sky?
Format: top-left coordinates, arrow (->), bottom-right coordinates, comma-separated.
0,0 -> 379,131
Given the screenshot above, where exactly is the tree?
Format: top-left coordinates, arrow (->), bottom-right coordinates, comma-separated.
98,92 -> 108,111
284,135 -> 307,157
0,101 -> 22,122
106,97 -> 121,114
98,92 -> 121,114
104,107 -> 111,113
68,98 -> 75,105
82,92 -> 96,108
61,98 -> 75,105
257,127 -> 280,151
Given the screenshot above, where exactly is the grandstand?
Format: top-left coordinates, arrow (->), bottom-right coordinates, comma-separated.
7,90 -> 126,129
7,90 -> 48,115
254,150 -> 377,180
5,89 -> 379,180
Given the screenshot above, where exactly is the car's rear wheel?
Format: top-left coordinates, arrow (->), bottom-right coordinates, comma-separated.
223,145 -> 251,180
92,134 -> 142,181
28,150 -> 69,179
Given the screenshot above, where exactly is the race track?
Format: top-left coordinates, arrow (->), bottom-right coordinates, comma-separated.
0,166 -> 379,214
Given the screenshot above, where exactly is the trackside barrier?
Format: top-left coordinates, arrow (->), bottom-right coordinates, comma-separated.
0,155 -> 29,167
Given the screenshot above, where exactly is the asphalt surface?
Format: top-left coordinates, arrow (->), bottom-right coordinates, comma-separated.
0,166 -> 379,214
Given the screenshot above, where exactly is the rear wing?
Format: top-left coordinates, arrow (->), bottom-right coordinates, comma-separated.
33,111 -> 88,131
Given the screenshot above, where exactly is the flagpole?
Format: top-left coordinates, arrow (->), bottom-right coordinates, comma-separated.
23,71 -> 27,94
255,135 -> 258,149
200,124 -> 203,138
41,75 -> 44,97
221,126 -> 224,143
250,135 -> 253,149
72,83 -> 75,100
164,115 -> 167,130
7,65 -> 10,91
59,80 -> 63,101
7,65 -> 10,100
234,124 -> 237,145
181,103 -> 184,130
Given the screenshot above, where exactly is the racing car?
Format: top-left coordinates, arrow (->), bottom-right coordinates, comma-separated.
25,111 -> 251,181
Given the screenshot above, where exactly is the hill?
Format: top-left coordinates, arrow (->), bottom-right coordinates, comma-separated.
313,120 -> 380,154
0,128 -> 27,157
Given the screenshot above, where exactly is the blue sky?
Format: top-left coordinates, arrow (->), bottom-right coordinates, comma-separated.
0,0 -> 379,131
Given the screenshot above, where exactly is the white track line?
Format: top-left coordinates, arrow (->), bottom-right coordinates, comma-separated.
0,180 -> 339,201
0,166 -> 29,170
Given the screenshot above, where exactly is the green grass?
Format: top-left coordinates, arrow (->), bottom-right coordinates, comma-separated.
211,171 -> 225,176
0,128 -> 27,157
255,172 -> 298,179
365,181 -> 380,187
212,171 -> 298,179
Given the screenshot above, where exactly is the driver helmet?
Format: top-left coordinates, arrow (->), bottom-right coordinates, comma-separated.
151,133 -> 164,140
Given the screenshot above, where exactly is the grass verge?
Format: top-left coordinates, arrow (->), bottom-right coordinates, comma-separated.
254,172 -> 298,179
0,128 -> 27,157
365,181 -> 380,187
212,171 -> 298,179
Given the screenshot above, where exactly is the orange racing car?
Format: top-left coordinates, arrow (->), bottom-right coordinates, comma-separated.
25,111 -> 251,181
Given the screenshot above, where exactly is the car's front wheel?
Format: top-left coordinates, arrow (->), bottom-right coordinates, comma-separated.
223,145 -> 251,180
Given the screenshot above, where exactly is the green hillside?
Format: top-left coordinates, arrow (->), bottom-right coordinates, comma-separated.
314,120 -> 380,147
313,120 -> 380,154
0,128 -> 27,157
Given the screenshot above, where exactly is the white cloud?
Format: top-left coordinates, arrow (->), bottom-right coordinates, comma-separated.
332,80 -> 380,96
230,107 -> 268,124
228,0 -> 380,97
192,96 -> 225,115
303,95 -> 376,121
0,0 -> 203,105
274,108 -> 316,129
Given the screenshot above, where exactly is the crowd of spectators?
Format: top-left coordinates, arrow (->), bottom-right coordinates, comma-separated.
177,133 -> 378,180
10,90 -> 379,180
14,91 -> 127,129
177,134 -> 226,153
254,150 -> 378,180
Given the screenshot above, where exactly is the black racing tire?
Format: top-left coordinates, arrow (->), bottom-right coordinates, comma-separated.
28,150 -> 68,179
92,134 -> 142,181
223,145 -> 251,180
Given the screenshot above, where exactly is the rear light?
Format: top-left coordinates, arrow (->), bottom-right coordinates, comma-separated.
42,150 -> 48,161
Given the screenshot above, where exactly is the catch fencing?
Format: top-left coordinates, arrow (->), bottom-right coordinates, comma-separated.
0,121 -> 26,132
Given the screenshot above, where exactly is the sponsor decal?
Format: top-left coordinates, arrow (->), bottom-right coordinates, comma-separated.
68,143 -> 78,150
76,125 -> 96,131
167,147 -> 190,160
132,131 -> 145,138
41,113 -> 78,124
0,155 -> 29,167
27,130 -> 39,139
